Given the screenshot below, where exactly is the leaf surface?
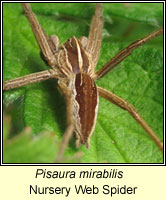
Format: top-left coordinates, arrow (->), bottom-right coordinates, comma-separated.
3,3 -> 163,163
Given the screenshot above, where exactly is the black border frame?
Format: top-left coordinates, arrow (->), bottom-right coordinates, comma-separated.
1,1 -> 165,166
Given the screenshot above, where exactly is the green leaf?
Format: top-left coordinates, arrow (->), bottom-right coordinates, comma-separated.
3,3 -> 163,163
3,113 -> 81,163
3,125 -> 58,163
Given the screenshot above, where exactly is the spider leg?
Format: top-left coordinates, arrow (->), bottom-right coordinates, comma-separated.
40,34 -> 59,66
94,27 -> 163,79
98,86 -> 163,151
49,35 -> 59,53
56,81 -> 74,162
21,3 -> 58,68
3,69 -> 57,90
86,3 -> 104,69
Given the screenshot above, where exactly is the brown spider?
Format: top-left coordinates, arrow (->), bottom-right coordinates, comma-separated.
3,3 -> 163,161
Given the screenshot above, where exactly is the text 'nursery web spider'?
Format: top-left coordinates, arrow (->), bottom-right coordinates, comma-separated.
3,3 -> 163,162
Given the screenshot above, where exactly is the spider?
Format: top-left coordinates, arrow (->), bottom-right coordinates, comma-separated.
3,3 -> 163,162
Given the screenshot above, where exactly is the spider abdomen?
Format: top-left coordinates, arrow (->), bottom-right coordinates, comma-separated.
70,73 -> 98,148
